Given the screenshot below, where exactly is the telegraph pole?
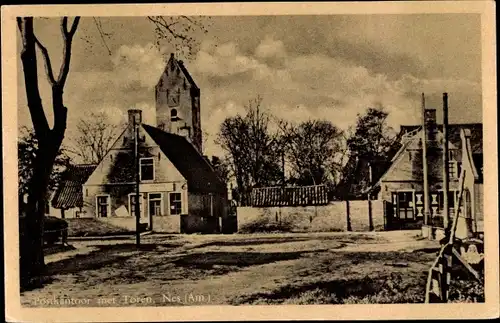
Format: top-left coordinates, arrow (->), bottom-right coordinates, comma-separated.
134,116 -> 141,247
421,93 -> 431,237
367,162 -> 374,231
442,93 -> 450,233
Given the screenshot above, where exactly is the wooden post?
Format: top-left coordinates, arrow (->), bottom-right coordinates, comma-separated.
422,93 -> 431,229
346,200 -> 352,231
134,116 -> 141,247
368,162 -> 374,231
60,208 -> 65,219
442,93 -> 450,232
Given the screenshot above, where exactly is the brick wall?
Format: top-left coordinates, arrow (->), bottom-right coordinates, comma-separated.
237,200 -> 384,233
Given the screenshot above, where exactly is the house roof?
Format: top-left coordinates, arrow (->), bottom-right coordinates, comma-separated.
400,123 -> 482,153
177,60 -> 199,91
251,185 -> 329,207
335,132 -> 404,198
51,164 -> 97,209
472,153 -> 483,183
159,54 -> 199,91
142,124 -> 226,193
366,123 -> 483,192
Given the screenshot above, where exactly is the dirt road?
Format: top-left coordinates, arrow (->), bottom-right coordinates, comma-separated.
21,230 -> 440,306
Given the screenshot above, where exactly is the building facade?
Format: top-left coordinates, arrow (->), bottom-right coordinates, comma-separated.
77,55 -> 232,233
372,110 -> 482,230
155,53 -> 202,152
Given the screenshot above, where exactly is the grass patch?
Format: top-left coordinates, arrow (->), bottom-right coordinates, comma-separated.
67,218 -> 134,237
234,272 -> 428,305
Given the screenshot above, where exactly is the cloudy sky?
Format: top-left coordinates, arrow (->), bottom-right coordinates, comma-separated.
17,14 -> 482,157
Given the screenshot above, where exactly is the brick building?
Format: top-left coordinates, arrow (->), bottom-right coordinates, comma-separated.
369,109 -> 482,230
58,54 -> 233,233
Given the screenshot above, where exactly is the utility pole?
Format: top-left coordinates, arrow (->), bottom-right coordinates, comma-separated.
134,116 -> 141,247
367,162 -> 374,231
442,93 -> 450,233
421,93 -> 431,237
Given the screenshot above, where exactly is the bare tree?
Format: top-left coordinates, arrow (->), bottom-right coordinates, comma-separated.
216,97 -> 283,206
68,112 -> 124,164
17,16 -> 209,286
280,119 -> 345,186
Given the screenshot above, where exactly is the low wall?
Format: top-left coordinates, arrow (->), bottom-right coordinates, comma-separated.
237,200 -> 384,233
98,216 -> 181,233
98,217 -> 138,231
153,216 -> 181,233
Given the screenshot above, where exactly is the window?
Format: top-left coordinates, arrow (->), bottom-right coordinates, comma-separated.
129,193 -> 144,217
149,193 -> 163,217
96,195 -> 110,218
396,191 -> 415,220
140,158 -> 154,181
169,192 -> 182,215
437,190 -> 459,213
448,161 -> 460,178
171,109 -> 178,120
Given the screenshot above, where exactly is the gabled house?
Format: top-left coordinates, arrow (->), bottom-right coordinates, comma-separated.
50,164 -> 97,218
454,128 -> 483,239
367,109 -> 482,230
82,110 -> 229,233
80,54 -> 232,233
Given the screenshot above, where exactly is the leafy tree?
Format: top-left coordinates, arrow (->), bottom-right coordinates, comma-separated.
17,16 -> 208,285
67,111 -> 124,164
339,107 -> 398,198
210,156 -> 230,184
280,120 -> 345,186
18,127 -> 70,199
216,97 -> 283,206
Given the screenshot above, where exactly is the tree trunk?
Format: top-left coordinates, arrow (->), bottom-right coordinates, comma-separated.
17,17 -> 74,288
21,138 -> 61,287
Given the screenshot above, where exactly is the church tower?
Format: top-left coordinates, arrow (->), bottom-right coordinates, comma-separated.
155,53 -> 202,152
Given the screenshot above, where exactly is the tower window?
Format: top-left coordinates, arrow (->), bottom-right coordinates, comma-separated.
171,109 -> 178,120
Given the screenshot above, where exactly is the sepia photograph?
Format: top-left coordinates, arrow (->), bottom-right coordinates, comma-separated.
2,2 -> 498,322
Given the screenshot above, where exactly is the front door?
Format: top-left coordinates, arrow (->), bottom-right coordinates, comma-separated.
148,193 -> 163,217
390,191 -> 416,229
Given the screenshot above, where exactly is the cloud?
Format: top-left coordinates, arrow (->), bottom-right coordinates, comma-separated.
255,36 -> 286,59
190,38 -> 481,156
23,37 -> 479,159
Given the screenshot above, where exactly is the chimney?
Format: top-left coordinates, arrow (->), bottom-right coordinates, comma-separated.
424,108 -> 437,144
128,109 -> 142,126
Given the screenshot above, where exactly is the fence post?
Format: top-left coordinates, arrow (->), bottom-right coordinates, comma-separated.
346,200 -> 352,231
368,198 -> 374,231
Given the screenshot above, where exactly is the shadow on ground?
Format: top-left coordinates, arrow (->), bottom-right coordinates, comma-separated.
44,244 -> 77,256
187,237 -> 311,249
173,251 -> 305,269
21,243 -> 180,292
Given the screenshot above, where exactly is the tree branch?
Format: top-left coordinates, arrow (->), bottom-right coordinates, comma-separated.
34,35 -> 56,86
17,17 -> 50,138
57,16 -> 80,87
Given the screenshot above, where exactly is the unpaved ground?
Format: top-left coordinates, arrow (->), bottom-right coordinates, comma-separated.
21,230 -> 441,307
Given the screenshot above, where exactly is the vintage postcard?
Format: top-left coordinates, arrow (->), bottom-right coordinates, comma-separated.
2,1 -> 498,322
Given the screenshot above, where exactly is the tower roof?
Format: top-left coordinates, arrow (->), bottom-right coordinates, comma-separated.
159,53 -> 199,91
